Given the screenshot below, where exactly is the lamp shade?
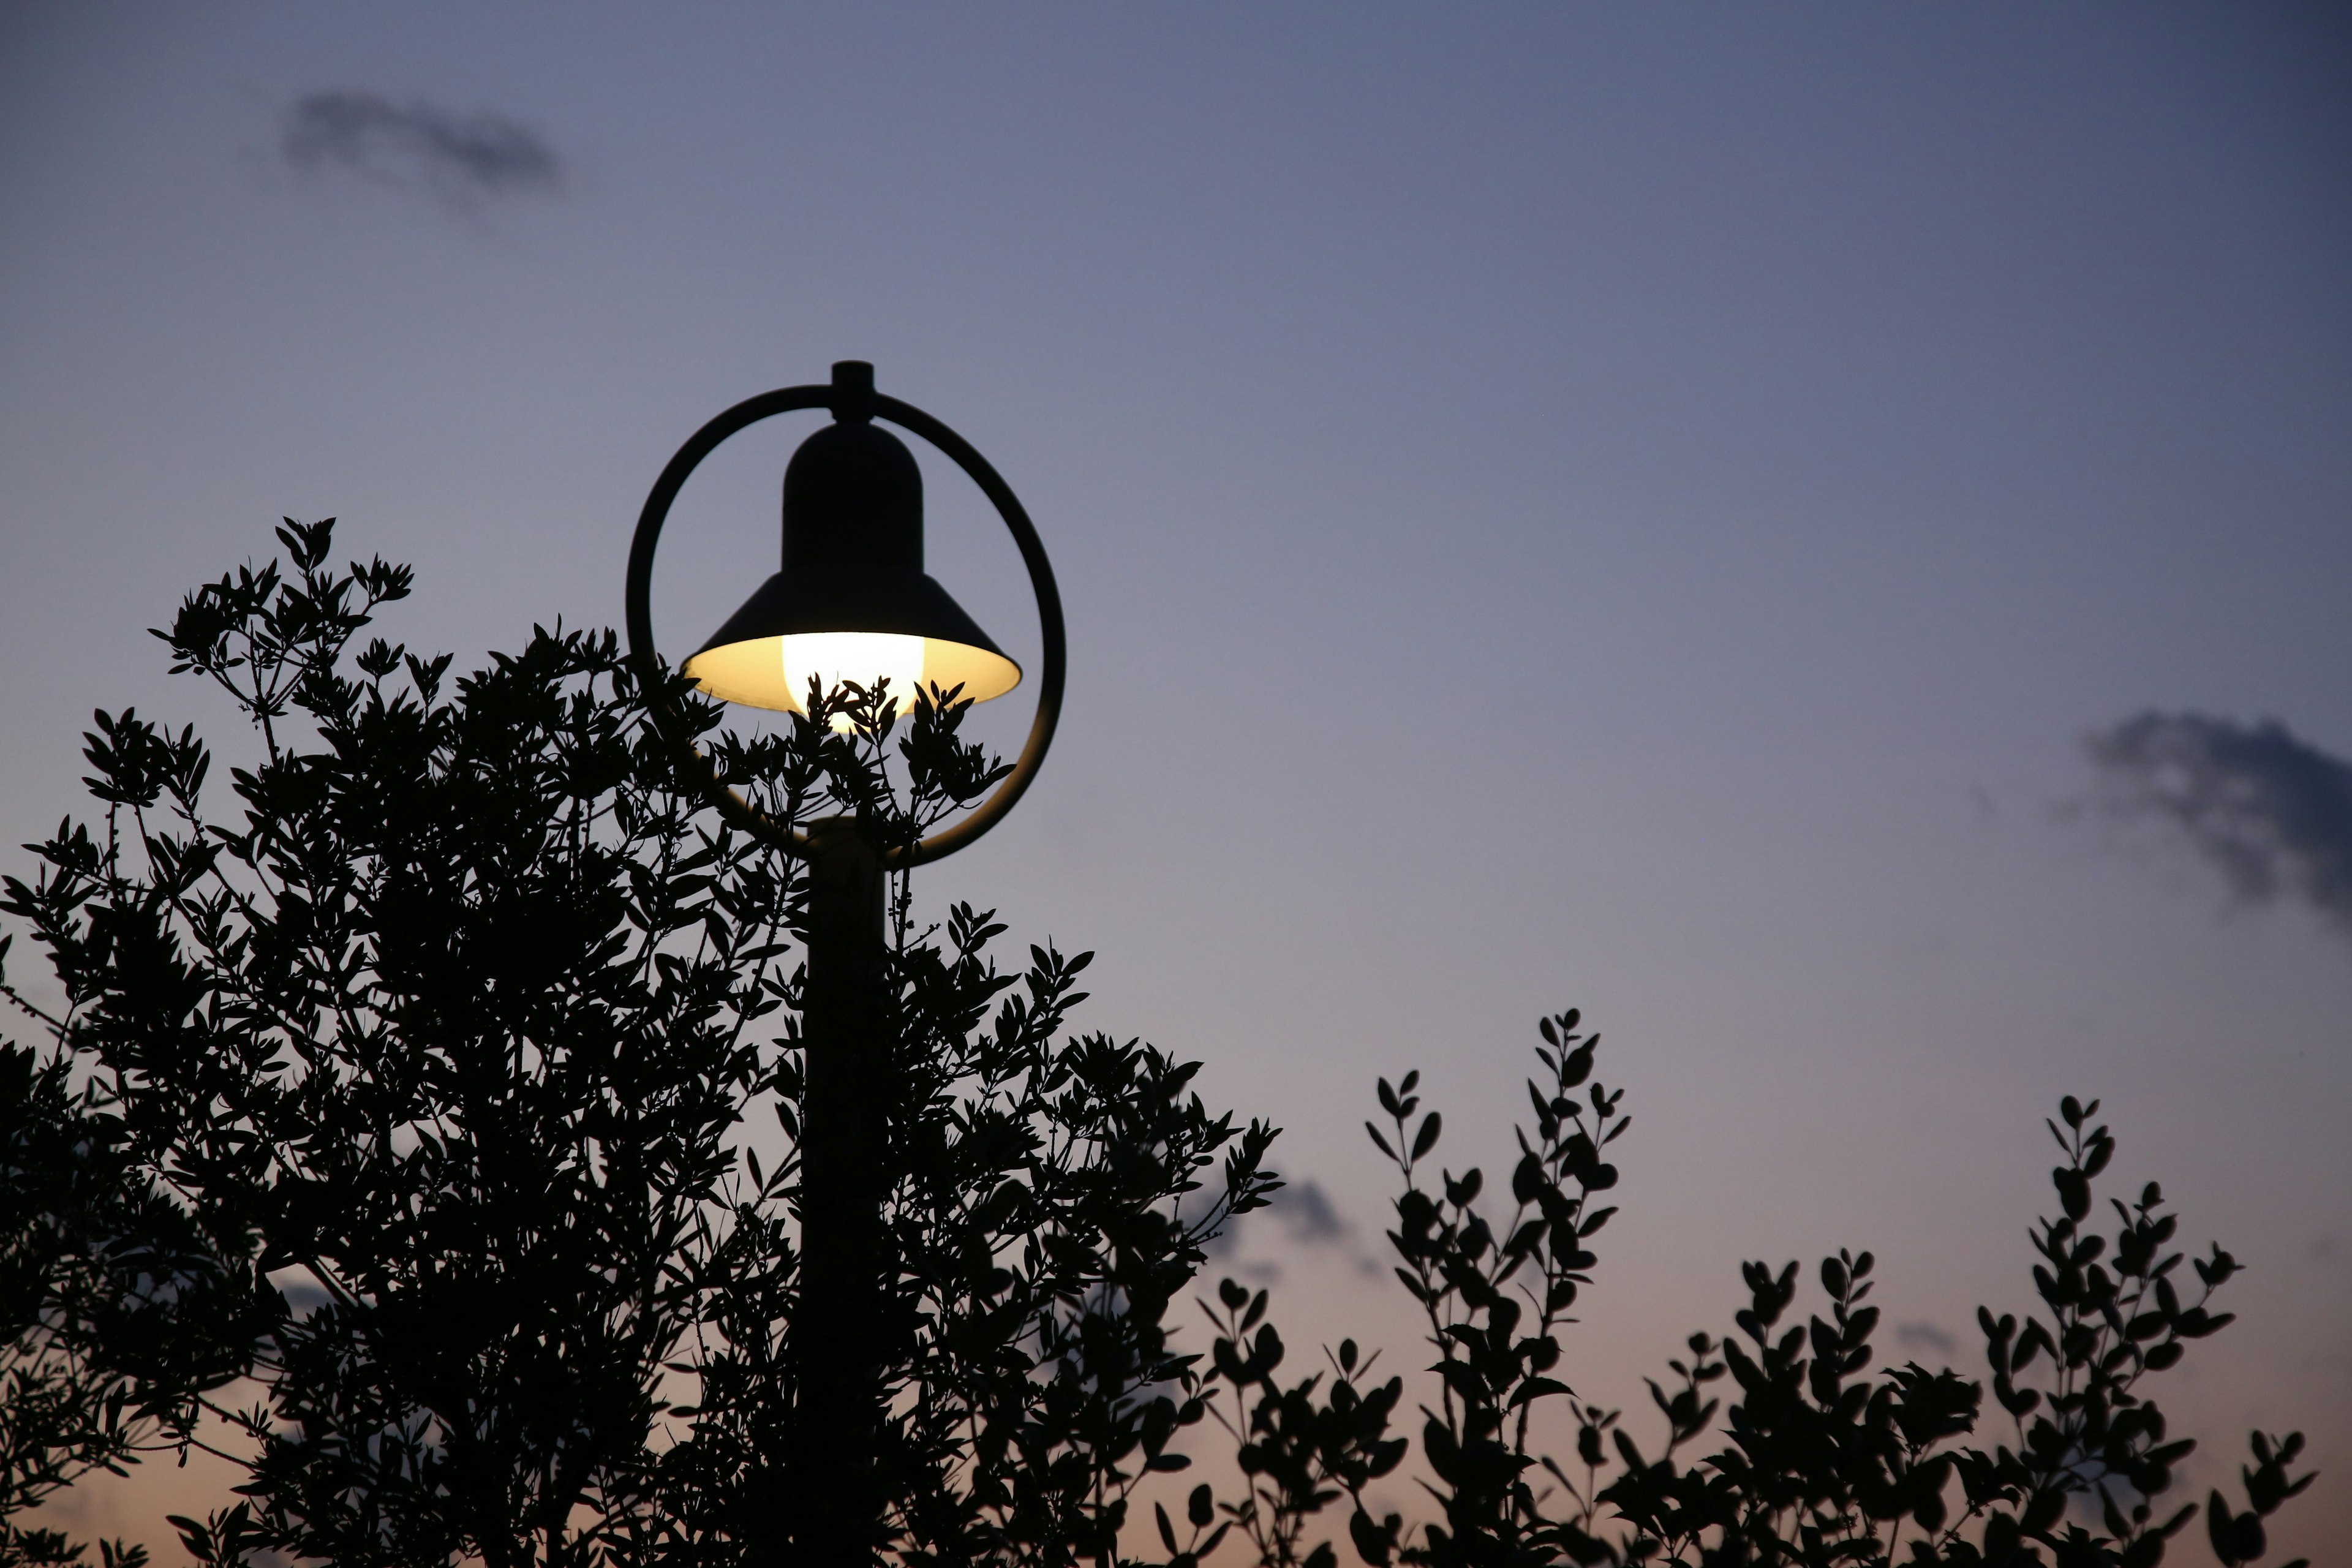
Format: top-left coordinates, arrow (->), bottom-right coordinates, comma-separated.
684,387 -> 1021,722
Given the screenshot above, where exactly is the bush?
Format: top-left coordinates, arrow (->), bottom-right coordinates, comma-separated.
1182,1014 -> 2315,1567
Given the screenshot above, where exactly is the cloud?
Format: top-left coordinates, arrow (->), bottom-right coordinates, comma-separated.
1204,1178 -> 1373,1281
1278,1179 -> 1350,1245
1894,1320 -> 1959,1358
282,91 -> 561,209
2086,712 -> 2352,938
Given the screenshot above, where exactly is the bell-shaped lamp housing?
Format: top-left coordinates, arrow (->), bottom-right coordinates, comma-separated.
685,402 -> 1022,725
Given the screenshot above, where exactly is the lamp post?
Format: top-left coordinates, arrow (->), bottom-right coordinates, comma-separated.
625,361 -> 1065,1564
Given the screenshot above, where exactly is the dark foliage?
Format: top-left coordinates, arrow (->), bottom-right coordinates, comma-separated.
4,520 -> 798,1567
0,521 -> 1276,1566
0,1036 -> 267,1568
663,897 -> 1283,1566
0,522 -> 2314,1567
1163,1281 -> 1404,1568
1188,1019 -> 2314,1567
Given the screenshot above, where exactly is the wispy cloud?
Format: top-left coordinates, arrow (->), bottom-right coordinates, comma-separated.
2086,712 -> 2352,938
1205,1178 -> 1374,1282
282,91 -> 561,210
1894,1320 -> 1959,1359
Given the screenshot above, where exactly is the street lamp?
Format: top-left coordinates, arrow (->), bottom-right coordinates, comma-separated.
624,360 -> 1066,1564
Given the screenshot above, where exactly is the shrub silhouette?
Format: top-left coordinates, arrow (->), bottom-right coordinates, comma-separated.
1180,1015 -> 2315,1567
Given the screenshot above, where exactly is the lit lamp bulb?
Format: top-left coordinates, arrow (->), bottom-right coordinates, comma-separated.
780,631 -> 927,731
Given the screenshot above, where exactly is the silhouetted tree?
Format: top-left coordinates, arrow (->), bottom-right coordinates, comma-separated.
0,521 -> 1277,1566
1186,1014 -> 2316,1568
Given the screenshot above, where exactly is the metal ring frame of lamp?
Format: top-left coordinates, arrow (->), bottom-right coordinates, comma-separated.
625,380 -> 1066,867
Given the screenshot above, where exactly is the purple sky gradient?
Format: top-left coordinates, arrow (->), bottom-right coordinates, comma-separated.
3,6 -> 2347,1559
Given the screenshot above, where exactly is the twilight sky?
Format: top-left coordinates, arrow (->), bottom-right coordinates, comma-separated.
3,5 -> 2348,1558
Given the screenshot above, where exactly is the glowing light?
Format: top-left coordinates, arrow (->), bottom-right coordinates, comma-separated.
684,628 -> 1017,716
780,631 -> 927,731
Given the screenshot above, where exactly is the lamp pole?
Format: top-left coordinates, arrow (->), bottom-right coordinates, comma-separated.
794,817 -> 888,1564
625,362 -> 1066,1566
